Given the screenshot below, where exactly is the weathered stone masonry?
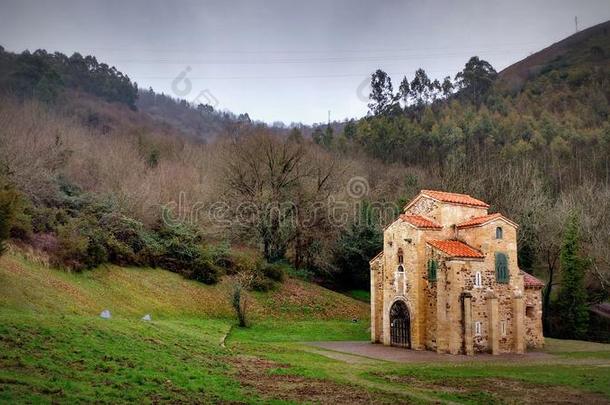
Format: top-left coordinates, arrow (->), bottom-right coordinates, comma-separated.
370,190 -> 544,355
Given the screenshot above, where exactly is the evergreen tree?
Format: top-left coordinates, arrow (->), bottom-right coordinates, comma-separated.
0,202 -> 10,255
555,213 -> 589,339
368,69 -> 397,116
454,56 -> 497,105
343,120 -> 357,140
312,127 -> 324,145
322,124 -> 334,147
410,68 -> 432,106
398,76 -> 410,107
441,76 -> 454,97
0,181 -> 20,255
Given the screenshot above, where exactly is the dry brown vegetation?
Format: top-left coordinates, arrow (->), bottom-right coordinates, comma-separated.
0,90 -> 608,320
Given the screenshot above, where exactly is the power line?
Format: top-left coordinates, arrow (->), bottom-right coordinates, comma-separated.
15,40 -> 549,56
107,49 -> 536,66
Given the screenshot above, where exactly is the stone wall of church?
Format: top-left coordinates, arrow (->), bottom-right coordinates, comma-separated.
370,254 -> 384,343
405,196 -> 488,228
423,246 -> 442,350
381,221 -> 420,346
372,195 -> 542,355
382,221 -> 445,349
439,204 -> 488,227
458,221 -> 523,353
524,287 -> 544,348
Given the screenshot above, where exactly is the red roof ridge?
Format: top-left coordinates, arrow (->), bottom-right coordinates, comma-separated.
457,213 -> 517,229
419,190 -> 490,208
520,271 -> 544,288
427,239 -> 484,259
400,214 -> 442,230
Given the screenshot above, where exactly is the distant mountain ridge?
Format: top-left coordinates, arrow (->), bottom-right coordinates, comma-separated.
499,20 -> 610,90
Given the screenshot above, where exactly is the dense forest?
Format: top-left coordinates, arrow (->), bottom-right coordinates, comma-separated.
0,21 -> 609,339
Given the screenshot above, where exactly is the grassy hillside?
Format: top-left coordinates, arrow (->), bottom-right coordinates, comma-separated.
2,252 -> 610,403
0,249 -> 369,321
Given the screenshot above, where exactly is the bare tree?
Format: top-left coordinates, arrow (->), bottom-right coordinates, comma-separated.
221,131 -> 341,264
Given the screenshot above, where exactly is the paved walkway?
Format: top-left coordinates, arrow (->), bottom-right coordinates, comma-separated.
308,341 -> 554,363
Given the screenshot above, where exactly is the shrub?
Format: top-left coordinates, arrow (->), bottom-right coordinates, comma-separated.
249,276 -> 276,292
98,213 -> 151,265
261,261 -> 288,282
30,232 -> 60,254
152,222 -> 224,284
154,222 -> 204,274
224,249 -> 259,275
28,205 -> 63,234
104,235 -> 137,265
189,255 -> 223,285
0,200 -> 12,255
0,181 -> 29,254
208,241 -> 232,268
248,260 -> 290,292
55,220 -> 93,270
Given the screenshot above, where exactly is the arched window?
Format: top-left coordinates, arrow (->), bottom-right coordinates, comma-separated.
397,265 -> 404,273
496,226 -> 503,239
474,271 -> 482,287
397,248 -> 404,264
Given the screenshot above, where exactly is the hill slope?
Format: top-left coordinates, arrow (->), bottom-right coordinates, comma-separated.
2,251 -> 610,404
0,250 -> 369,321
499,20 -> 610,90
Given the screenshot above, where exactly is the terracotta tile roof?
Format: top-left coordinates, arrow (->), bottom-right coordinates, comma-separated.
400,214 -> 442,229
522,272 -> 544,288
427,239 -> 484,259
421,190 -> 489,208
457,213 -> 503,228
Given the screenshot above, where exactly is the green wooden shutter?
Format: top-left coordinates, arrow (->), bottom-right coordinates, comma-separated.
428,259 -> 437,281
495,252 -> 509,283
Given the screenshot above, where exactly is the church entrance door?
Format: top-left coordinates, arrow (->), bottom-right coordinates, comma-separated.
390,300 -> 411,348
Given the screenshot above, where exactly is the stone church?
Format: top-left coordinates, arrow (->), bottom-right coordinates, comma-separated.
370,190 -> 544,355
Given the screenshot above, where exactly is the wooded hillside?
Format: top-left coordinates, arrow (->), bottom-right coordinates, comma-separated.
0,21 -> 608,340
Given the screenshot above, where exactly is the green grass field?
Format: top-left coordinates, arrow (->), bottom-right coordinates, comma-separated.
1,251 -> 609,404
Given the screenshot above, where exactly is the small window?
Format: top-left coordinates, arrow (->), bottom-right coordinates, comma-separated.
474,271 -> 482,287
526,306 -> 535,319
475,321 -> 482,336
397,265 -> 404,273
496,226 -> 503,239
427,259 -> 437,281
501,321 -> 507,336
397,248 -> 404,264
495,252 -> 509,283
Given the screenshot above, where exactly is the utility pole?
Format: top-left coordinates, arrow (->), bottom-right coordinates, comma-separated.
575,16 -> 578,33
327,110 -> 331,125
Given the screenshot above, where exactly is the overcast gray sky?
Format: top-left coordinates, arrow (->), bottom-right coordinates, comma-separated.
1,0 -> 609,124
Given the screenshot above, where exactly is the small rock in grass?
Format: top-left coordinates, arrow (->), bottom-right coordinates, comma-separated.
142,314 -> 152,321
100,309 -> 111,319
